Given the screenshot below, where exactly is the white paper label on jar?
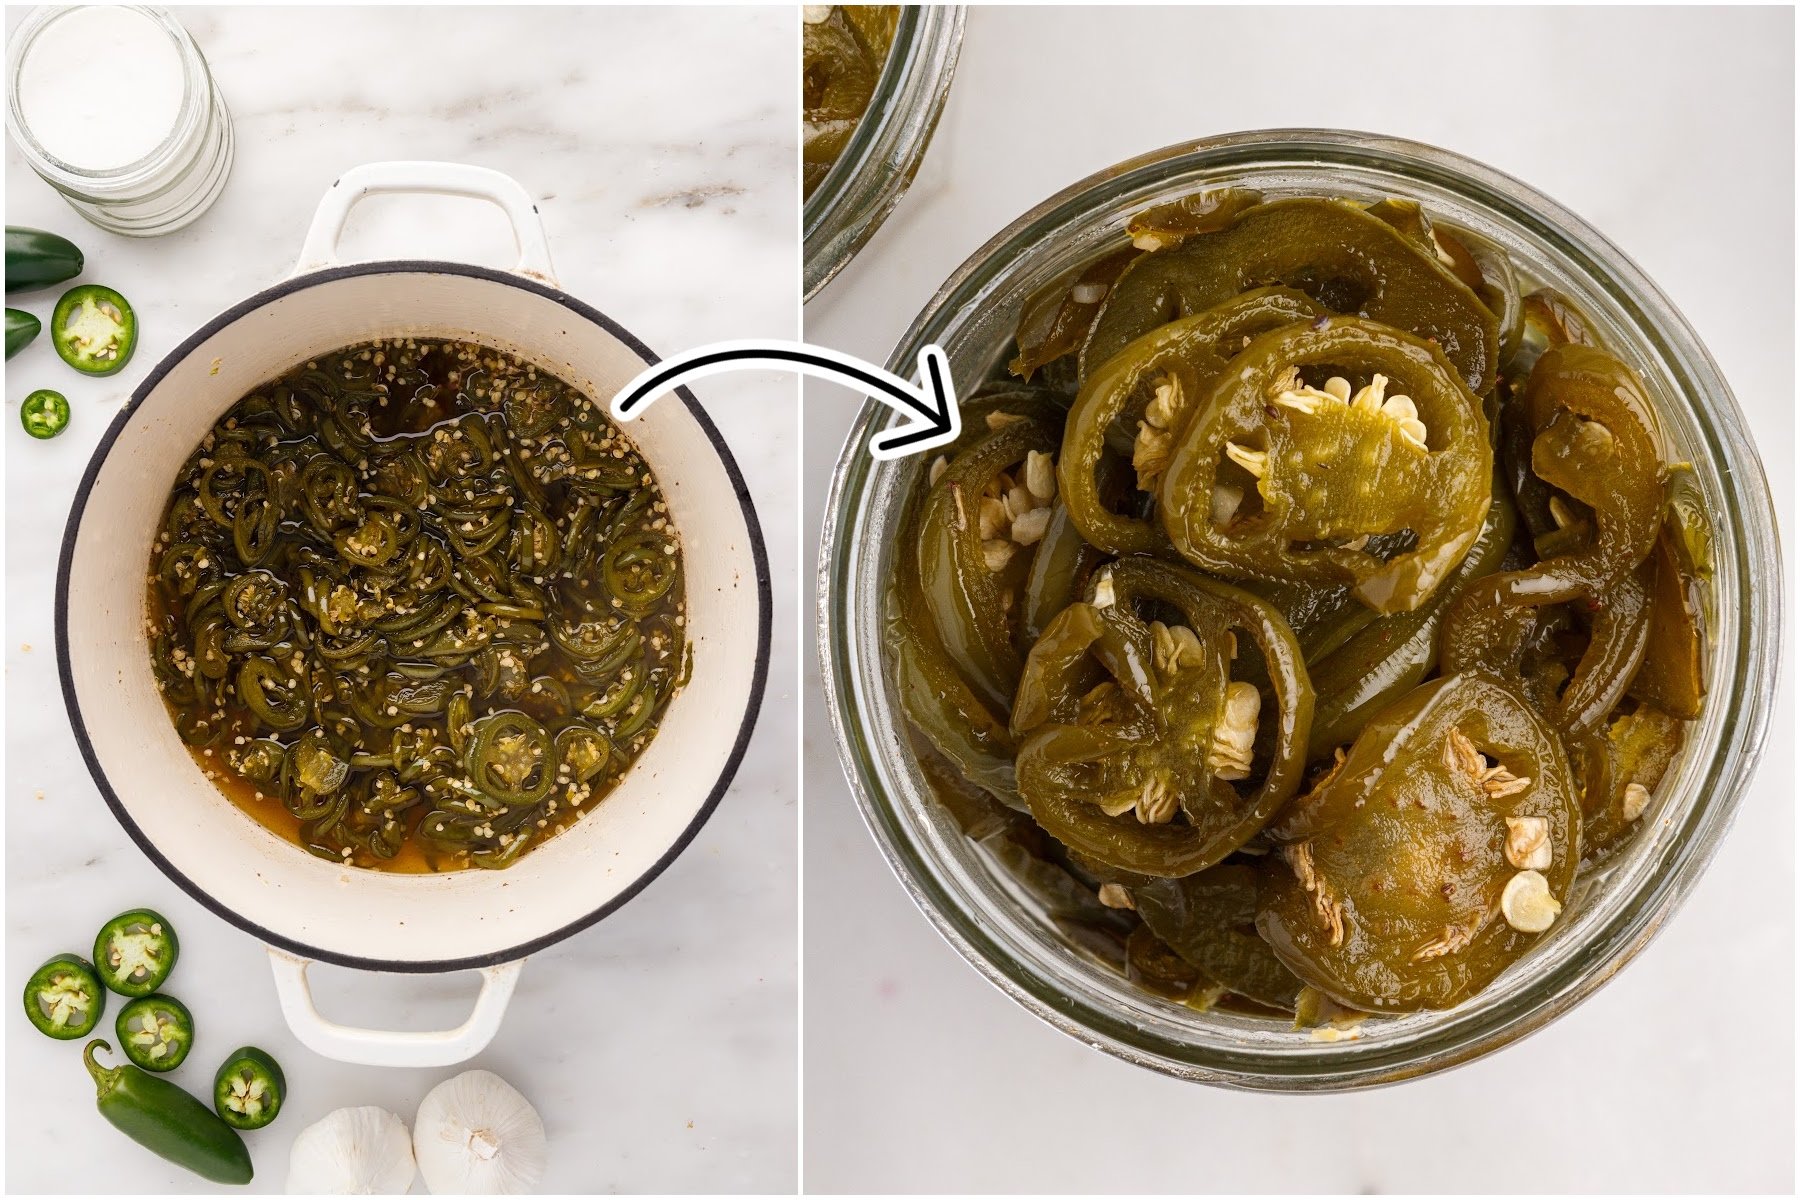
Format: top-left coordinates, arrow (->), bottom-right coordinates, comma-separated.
18,5 -> 186,170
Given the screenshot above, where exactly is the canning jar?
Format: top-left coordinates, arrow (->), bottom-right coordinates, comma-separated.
6,5 -> 234,236
818,130 -> 1782,1089
803,4 -> 964,300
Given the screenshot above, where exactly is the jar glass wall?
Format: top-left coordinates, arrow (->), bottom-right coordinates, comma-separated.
803,4 -> 963,300
819,130 -> 1781,1090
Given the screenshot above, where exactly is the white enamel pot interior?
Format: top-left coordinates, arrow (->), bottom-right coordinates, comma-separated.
56,163 -> 771,1065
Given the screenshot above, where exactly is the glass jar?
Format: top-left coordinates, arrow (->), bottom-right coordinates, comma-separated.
818,130 -> 1782,1089
6,5 -> 234,236
803,4 -> 964,300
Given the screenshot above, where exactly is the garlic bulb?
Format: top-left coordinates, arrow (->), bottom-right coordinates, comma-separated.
287,1106 -> 416,1195
413,1069 -> 547,1195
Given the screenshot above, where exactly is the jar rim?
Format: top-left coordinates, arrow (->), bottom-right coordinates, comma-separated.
6,4 -> 208,189
817,129 -> 1784,1089
802,4 -> 965,299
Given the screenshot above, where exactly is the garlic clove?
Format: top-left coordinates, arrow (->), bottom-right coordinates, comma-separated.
413,1069 -> 547,1196
287,1106 -> 416,1195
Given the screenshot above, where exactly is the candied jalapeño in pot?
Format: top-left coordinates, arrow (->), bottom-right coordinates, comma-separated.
888,190 -> 1705,1018
148,338 -> 687,872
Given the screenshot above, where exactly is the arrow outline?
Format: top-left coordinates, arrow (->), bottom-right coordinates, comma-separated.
610,339 -> 960,460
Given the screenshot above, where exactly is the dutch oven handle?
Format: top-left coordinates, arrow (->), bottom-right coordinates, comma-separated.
292,160 -> 558,284
267,949 -> 524,1067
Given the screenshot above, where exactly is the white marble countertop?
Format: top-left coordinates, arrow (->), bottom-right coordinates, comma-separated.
6,7 -> 797,1193
802,6 -> 1794,1193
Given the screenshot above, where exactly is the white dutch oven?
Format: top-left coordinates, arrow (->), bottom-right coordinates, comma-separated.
56,162 -> 771,1066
